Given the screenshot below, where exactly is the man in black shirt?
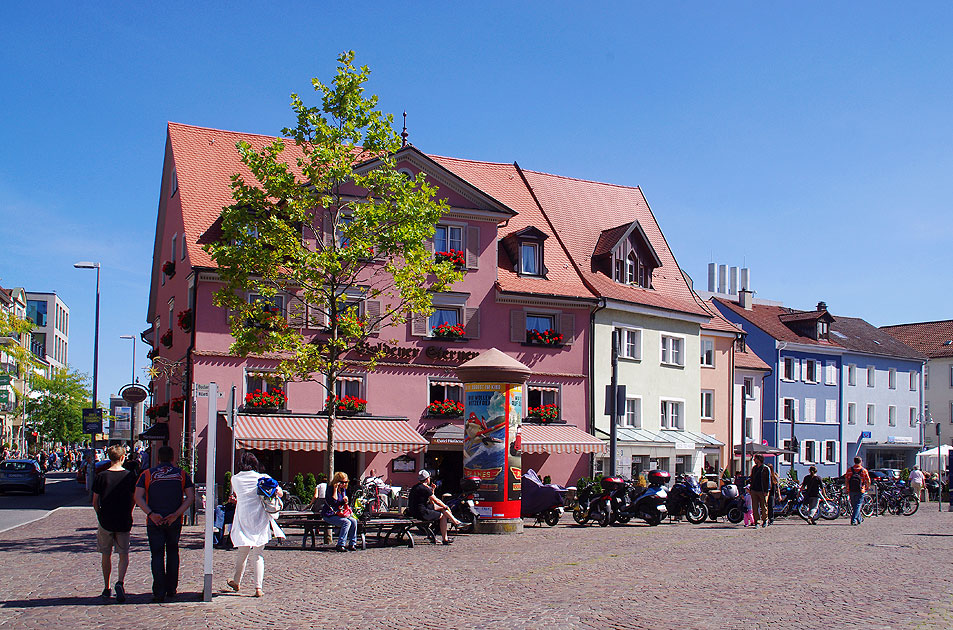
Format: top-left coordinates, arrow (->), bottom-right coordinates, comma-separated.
800,465 -> 828,525
408,470 -> 463,545
91,445 -> 137,603
749,454 -> 771,529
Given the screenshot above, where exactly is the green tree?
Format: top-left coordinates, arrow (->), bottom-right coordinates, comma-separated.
1,307 -> 43,444
205,52 -> 462,480
28,368 -> 90,445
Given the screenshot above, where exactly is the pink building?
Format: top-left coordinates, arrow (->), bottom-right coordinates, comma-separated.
699,304 -> 742,474
145,123 -> 605,489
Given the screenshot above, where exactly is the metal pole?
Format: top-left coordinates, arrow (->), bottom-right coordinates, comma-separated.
229,385 -> 236,476
203,382 -> 218,602
741,388 -> 748,476
92,266 -> 100,418
609,329 -> 619,477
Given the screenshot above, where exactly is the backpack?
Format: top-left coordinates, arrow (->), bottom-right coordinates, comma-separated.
257,476 -> 283,514
847,468 -> 864,493
140,466 -> 187,502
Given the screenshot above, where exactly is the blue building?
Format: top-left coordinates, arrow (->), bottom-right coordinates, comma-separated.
713,295 -> 842,478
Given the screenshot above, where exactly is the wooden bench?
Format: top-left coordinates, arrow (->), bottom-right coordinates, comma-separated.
275,511 -> 437,549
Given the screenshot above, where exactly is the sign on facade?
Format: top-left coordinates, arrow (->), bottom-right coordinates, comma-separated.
860,431 -> 872,439
82,408 -> 103,435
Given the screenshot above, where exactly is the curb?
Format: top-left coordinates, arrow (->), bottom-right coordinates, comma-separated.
0,504 -> 92,536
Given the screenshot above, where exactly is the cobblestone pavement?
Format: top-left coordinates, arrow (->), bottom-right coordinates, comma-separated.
1,506 -> 952,630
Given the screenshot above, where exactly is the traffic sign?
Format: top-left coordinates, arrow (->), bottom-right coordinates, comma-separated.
0,390 -> 8,403
0,374 -> 11,385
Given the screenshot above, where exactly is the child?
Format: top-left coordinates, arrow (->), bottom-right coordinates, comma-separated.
743,485 -> 754,527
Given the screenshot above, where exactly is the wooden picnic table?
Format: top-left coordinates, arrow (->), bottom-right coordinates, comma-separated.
275,510 -> 436,550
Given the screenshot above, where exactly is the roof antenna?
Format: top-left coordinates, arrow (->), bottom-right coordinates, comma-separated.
401,111 -> 408,147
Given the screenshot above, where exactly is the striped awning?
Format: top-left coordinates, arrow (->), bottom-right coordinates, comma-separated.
520,424 -> 608,455
235,415 -> 429,453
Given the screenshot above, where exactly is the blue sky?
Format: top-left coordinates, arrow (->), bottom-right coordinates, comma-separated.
1,2 -> 951,404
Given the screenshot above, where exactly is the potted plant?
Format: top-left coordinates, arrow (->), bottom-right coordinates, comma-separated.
155,403 -> 170,418
427,399 -> 465,418
431,322 -> 465,340
245,388 -> 287,410
170,396 -> 186,414
160,330 -> 173,348
527,328 -> 563,346
325,394 -> 367,414
162,260 -> 176,277
434,249 -> 466,267
177,308 -> 193,332
526,403 -> 559,423
145,405 -> 159,420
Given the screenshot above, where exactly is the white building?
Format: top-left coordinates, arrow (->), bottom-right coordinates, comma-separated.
25,292 -> 69,370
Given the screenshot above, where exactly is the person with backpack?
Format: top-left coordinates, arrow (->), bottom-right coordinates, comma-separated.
134,446 -> 194,602
749,454 -> 771,529
845,456 -> 871,526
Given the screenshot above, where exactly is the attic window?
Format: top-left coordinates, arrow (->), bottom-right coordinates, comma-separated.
170,167 -> 178,197
520,242 -> 540,275
816,321 -> 829,340
505,226 -> 548,277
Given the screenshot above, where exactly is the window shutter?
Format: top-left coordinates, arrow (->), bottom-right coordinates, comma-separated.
794,359 -> 801,381
793,398 -> 799,423
306,302 -> 327,329
287,298 -> 306,328
365,300 -> 382,333
464,307 -> 480,339
466,226 -> 480,269
805,398 -> 815,422
411,311 -> 429,337
322,212 -> 333,247
510,310 -> 526,343
558,313 -> 575,345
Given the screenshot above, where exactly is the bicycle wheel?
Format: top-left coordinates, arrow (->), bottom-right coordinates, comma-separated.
901,495 -> 919,516
797,502 -> 811,521
860,495 -> 875,518
819,500 -> 840,520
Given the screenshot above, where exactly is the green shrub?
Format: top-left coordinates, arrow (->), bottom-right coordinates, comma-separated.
304,473 -> 317,501
223,471 -> 232,499
292,472 -> 307,500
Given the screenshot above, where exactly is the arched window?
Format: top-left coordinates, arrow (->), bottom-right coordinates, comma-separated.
626,252 -> 638,285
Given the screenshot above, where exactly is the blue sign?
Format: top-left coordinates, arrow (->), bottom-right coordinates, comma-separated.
82,408 -> 103,435
860,431 -> 872,439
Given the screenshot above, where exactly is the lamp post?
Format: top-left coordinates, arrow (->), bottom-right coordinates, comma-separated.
119,335 -> 136,384
74,261 -> 101,443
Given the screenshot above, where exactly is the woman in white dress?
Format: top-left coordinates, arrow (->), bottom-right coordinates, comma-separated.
225,452 -> 284,597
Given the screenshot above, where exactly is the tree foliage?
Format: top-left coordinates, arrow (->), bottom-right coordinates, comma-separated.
0,306 -> 43,428
28,368 -> 91,445
205,52 -> 462,477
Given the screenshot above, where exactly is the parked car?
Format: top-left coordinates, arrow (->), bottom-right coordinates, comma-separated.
870,469 -> 902,481
0,460 -> 46,495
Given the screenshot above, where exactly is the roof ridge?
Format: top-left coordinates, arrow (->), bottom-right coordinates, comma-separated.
881,319 -> 953,328
521,167 -> 641,191
168,121 -> 286,143
428,153 -> 514,168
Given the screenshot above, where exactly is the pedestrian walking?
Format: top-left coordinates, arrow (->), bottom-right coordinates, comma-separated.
845,457 -> 871,525
749,454 -> 771,529
742,486 -> 755,527
908,465 -> 925,501
134,446 -> 194,602
226,452 -> 284,597
800,465 -> 828,524
91,445 -> 137,604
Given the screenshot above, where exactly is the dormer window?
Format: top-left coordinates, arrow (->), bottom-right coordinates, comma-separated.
594,221 -> 661,289
521,242 -> 540,275
816,321 -> 829,340
502,226 -> 548,278
626,253 -> 638,284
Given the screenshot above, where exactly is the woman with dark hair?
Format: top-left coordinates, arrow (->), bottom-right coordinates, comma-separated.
226,452 -> 283,597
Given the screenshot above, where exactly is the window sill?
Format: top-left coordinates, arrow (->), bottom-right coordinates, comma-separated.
660,362 -> 684,369
521,341 -> 565,349
619,356 -> 641,363
701,364 -> 715,369
701,417 -> 715,422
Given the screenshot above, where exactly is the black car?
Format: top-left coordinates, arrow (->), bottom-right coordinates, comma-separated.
0,459 -> 46,495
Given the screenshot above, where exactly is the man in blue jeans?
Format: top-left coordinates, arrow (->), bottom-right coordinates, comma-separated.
845,457 -> 870,525
134,446 -> 194,602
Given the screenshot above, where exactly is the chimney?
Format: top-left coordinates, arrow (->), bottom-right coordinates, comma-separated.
707,263 -> 716,292
717,264 -> 727,294
817,301 -> 827,312
739,289 -> 754,310
729,266 -> 739,295
740,267 -> 750,292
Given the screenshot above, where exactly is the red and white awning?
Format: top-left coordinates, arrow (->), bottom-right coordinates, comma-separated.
235,415 -> 429,454
520,424 -> 608,455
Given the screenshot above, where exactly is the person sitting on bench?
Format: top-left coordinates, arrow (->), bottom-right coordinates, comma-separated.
407,470 -> 463,545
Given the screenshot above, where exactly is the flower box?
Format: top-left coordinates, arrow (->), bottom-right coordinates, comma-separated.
431,323 -> 465,340
427,399 -> 464,418
434,250 -> 466,267
177,309 -> 193,332
526,404 -> 560,423
526,328 -> 563,346
325,394 -> 367,414
162,260 -> 176,277
245,388 -> 287,410
160,330 -> 173,348
170,396 -> 186,413
149,403 -> 169,419
145,405 -> 159,420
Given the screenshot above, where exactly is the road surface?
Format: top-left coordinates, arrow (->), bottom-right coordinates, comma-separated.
0,471 -> 89,533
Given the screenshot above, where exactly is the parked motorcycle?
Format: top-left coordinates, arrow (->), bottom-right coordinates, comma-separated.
666,475 -> 709,524
521,469 -> 567,526
444,476 -> 482,529
573,478 -> 616,527
701,480 -> 745,523
619,470 -> 670,526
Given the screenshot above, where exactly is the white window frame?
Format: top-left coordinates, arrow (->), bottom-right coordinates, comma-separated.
804,359 -> 818,384
888,368 -> 896,390
867,366 -> 875,388
847,364 -> 856,386
527,383 -> 560,410
804,439 -> 816,465
700,390 -> 714,420
782,397 -> 796,422
433,223 -> 464,254
660,335 -> 685,367
622,396 -> 641,428
781,439 -> 793,465
428,379 -> 463,406
910,371 -> 917,392
824,361 -> 837,386
615,326 -> 642,361
909,407 -> 917,428
824,440 -> 837,465
866,403 -> 875,426
847,402 -> 856,425
700,338 -> 715,367
660,398 -> 685,430
428,306 -> 462,337
888,405 -> 897,427
743,376 -> 754,399
332,374 -> 365,400
783,357 -> 795,381
520,242 -> 541,276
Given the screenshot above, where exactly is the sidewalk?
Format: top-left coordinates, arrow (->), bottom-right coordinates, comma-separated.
1,506 -> 953,629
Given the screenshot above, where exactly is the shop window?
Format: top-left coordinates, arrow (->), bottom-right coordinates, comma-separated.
655,457 -> 670,473
631,455 -> 648,477
675,455 -> 689,476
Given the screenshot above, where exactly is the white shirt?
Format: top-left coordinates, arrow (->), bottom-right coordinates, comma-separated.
229,471 -> 284,547
314,482 -> 328,505
909,470 -> 925,484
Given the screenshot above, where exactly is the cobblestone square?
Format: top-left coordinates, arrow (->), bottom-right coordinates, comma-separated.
1,506 -> 952,630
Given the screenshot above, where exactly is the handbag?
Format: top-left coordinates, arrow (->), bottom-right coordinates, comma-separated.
256,475 -> 284,514
335,503 -> 353,518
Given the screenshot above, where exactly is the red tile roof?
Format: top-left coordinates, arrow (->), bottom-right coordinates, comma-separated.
735,346 -> 772,371
701,299 -> 743,334
881,320 -> 953,359
713,297 -> 840,347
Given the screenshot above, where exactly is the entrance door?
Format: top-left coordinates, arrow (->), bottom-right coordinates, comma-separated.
252,450 -> 283,480
425,451 -> 463,496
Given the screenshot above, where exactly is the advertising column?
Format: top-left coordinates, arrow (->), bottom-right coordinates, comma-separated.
456,348 -> 530,534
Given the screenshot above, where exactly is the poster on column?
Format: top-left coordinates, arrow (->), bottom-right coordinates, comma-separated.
463,382 -> 521,518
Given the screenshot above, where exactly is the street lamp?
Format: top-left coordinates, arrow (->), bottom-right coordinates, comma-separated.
119,335 -> 136,384
74,261 -> 101,440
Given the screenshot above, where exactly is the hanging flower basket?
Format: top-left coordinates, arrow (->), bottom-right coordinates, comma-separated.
527,328 -> 563,346
160,330 -> 173,348
325,394 -> 367,414
155,403 -> 170,418
432,323 -> 465,339
434,250 -> 466,267
526,404 -> 560,423
162,260 -> 176,277
177,309 -> 193,332
245,388 -> 287,409
145,405 -> 159,420
170,396 -> 186,414
427,399 -> 464,418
